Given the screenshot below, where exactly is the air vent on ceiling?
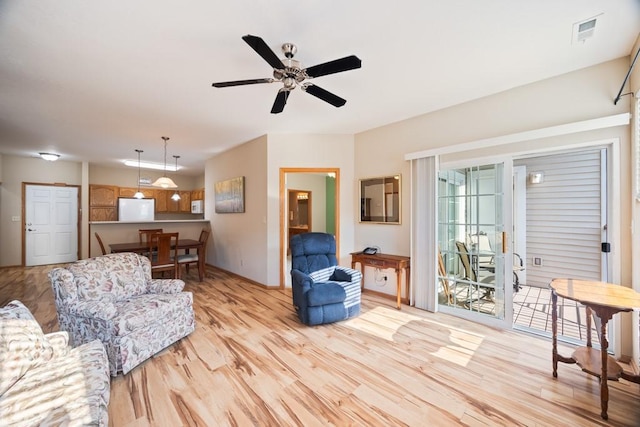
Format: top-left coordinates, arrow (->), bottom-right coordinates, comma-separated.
572,15 -> 601,44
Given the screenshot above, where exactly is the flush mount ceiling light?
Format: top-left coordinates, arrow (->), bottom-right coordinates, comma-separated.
171,155 -> 181,201
151,136 -> 178,189
133,149 -> 145,199
123,159 -> 179,171
39,152 -> 60,161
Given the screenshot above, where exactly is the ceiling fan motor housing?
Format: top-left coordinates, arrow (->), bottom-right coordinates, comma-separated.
273,58 -> 306,89
282,43 -> 297,58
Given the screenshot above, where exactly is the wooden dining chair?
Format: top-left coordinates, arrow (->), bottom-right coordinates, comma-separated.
139,228 -> 163,244
148,232 -> 179,279
177,229 -> 210,281
94,232 -> 107,255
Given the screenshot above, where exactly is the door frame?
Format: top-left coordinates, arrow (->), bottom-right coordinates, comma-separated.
279,168 -> 340,289
22,182 -> 82,266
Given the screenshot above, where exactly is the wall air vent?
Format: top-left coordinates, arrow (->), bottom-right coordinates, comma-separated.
572,15 -> 601,44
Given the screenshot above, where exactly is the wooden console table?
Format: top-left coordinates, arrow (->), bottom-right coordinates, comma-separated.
550,278 -> 640,420
351,252 -> 410,310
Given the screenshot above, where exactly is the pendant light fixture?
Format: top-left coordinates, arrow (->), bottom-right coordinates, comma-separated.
171,155 -> 181,201
133,149 -> 145,199
151,136 -> 178,188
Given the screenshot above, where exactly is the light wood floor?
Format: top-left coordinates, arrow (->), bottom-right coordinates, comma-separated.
1,265 -> 639,426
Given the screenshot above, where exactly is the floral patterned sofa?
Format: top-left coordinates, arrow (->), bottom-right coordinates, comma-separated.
0,300 -> 110,426
49,252 -> 195,376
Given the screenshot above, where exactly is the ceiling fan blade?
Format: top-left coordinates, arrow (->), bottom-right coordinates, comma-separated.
303,84 -> 346,107
212,78 -> 273,88
305,55 -> 362,78
271,90 -> 290,114
242,34 -> 285,70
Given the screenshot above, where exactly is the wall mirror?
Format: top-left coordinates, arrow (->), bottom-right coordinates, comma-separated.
359,175 -> 401,224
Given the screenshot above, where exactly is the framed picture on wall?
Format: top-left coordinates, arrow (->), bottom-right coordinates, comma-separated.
214,176 -> 245,213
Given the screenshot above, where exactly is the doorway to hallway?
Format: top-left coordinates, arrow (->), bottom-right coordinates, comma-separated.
279,168 -> 339,289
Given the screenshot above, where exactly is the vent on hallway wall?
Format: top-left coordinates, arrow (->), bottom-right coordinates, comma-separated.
572,15 -> 600,44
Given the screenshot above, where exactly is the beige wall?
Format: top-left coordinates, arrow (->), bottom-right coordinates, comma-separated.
629,33 -> 640,368
89,164 -> 202,189
355,56 -> 635,355
267,134 -> 356,286
206,133 -> 356,287
629,34 -> 640,95
0,156 -> 205,267
287,173 -> 328,233
206,136 -> 269,284
0,156 -> 83,266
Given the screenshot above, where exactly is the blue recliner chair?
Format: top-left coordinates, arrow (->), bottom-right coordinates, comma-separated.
290,232 -> 362,326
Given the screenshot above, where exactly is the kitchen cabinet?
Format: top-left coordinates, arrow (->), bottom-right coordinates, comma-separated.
154,190 -> 168,213
89,185 -> 118,222
191,188 -> 204,201
118,187 -> 154,198
89,185 -> 201,221
168,191 -> 192,213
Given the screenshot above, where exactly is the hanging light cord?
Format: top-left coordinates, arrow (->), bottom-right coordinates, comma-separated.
162,136 -> 169,177
135,149 -> 143,192
172,155 -> 181,200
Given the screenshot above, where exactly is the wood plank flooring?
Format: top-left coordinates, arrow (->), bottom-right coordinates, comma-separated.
1,264 -> 639,426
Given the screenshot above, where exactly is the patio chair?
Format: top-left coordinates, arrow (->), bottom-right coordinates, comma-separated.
455,241 -> 495,300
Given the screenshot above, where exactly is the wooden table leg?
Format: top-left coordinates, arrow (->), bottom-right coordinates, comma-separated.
592,308 -> 614,420
395,268 -> 401,309
355,262 -> 365,291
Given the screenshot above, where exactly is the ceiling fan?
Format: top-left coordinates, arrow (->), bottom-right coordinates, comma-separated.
212,34 -> 362,114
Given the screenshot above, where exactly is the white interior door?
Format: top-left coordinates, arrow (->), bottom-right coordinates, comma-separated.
25,184 -> 79,266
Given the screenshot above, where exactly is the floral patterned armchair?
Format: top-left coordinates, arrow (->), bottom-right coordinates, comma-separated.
49,252 -> 195,376
0,300 -> 110,426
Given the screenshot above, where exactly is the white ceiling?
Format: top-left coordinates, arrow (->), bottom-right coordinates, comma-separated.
1,1 -> 639,175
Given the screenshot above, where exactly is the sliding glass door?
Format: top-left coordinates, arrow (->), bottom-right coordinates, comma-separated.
437,161 -> 513,327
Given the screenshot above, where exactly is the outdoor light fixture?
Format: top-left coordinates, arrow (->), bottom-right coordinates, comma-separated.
151,136 -> 178,188
39,152 -> 60,161
133,149 -> 145,199
171,155 -> 181,201
529,171 -> 544,184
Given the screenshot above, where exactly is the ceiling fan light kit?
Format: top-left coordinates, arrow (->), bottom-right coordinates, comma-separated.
212,34 -> 361,114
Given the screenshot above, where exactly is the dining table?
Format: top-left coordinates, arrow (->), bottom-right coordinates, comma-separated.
109,238 -> 204,280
